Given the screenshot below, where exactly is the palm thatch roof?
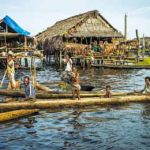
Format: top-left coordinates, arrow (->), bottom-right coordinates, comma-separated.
36,10 -> 123,40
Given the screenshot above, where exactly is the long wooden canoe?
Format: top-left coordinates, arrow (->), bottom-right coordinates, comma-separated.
0,95 -> 150,111
0,89 -> 135,99
0,109 -> 39,122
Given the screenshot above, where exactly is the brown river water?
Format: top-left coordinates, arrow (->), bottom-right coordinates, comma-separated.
0,62 -> 150,149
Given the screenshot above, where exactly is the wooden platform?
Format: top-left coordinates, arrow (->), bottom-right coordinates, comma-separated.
91,64 -> 150,69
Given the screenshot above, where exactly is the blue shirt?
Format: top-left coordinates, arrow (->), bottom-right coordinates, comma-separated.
25,83 -> 35,99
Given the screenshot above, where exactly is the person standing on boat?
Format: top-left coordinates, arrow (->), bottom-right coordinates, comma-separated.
70,66 -> 81,100
7,54 -> 16,89
19,75 -> 35,102
62,54 -> 72,81
134,76 -> 150,95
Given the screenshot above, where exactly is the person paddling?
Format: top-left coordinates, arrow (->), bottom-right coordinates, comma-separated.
62,54 -> 72,81
134,76 -> 150,95
19,75 -> 35,102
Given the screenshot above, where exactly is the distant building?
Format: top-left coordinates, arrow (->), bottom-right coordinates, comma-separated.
140,37 -> 150,49
0,15 -> 30,48
36,10 -> 124,52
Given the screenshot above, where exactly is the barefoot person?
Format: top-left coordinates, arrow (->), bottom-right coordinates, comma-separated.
70,67 -> 81,100
19,75 -> 35,102
134,76 -> 150,95
62,54 -> 72,81
7,54 -> 16,89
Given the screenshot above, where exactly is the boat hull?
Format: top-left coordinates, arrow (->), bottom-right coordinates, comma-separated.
0,95 -> 150,111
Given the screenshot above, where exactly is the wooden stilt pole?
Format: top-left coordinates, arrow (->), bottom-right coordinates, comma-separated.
34,59 -> 36,88
60,48 -> 62,68
0,70 -> 7,89
55,51 -> 58,65
124,13 -> 127,40
25,58 -> 28,67
142,34 -> 145,58
49,51 -> 51,65
136,29 -> 140,63
83,56 -> 86,70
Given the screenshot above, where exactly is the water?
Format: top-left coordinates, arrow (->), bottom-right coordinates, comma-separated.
0,66 -> 150,149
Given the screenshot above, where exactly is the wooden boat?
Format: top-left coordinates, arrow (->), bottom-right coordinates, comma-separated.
0,95 -> 150,111
0,89 -> 134,99
0,109 -> 39,122
64,77 -> 95,91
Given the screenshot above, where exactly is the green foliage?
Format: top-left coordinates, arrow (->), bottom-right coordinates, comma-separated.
60,84 -> 72,91
135,57 -> 150,65
60,84 -> 67,90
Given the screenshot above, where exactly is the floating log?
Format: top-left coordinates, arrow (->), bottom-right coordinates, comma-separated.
0,89 -> 135,99
0,95 -> 150,111
0,109 -> 39,122
36,83 -> 53,91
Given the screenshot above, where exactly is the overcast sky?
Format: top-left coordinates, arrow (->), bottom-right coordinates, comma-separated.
0,0 -> 150,39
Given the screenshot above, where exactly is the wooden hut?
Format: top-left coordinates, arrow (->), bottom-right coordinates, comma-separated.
36,10 -> 124,66
0,16 -> 44,69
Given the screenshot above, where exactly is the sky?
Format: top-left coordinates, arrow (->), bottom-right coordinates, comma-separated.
0,0 -> 150,39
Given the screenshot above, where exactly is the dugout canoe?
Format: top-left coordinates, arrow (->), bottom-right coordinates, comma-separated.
0,95 -> 150,111
0,109 -> 39,122
64,77 -> 95,91
0,89 -> 135,99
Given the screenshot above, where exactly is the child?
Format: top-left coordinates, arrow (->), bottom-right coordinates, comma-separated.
104,85 -> 112,98
70,67 -> 81,100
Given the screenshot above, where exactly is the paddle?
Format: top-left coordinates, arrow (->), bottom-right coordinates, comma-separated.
0,70 -> 7,89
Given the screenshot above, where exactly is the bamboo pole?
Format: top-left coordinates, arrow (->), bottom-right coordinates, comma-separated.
59,48 -> 62,68
0,95 -> 150,111
0,70 -> 7,89
55,51 -> 58,65
4,25 -> 7,53
142,34 -> 145,58
34,59 -> 36,87
0,109 -> 39,122
136,29 -> 140,62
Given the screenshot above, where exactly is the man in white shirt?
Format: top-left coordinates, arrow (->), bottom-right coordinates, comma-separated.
62,54 -> 72,81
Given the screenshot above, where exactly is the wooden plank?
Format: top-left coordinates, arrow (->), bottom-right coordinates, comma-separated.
91,64 -> 150,69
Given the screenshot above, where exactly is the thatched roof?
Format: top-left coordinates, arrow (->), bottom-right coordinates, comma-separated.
36,10 -> 123,40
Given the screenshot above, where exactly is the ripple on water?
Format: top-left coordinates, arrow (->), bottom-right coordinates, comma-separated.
0,68 -> 150,149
